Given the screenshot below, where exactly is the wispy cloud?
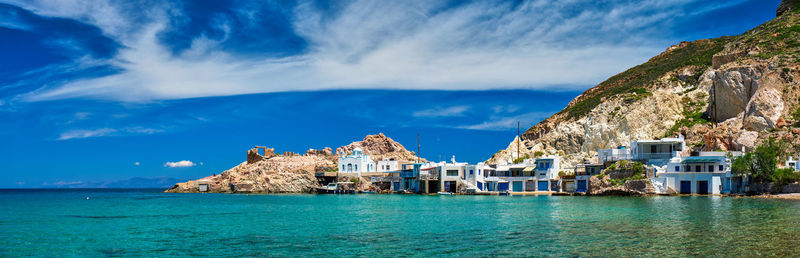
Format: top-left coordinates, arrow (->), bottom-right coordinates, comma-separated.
42,180 -> 83,186
4,0 -> 748,102
57,126 -> 163,140
164,160 -> 196,168
459,112 -> 553,131
413,105 -> 469,118
57,128 -> 116,140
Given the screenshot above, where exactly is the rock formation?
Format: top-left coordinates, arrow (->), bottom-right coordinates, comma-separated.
336,133 -> 426,164
165,134 -> 423,193
490,1 -> 800,167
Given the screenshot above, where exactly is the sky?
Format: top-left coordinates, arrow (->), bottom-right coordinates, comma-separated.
0,0 -> 781,188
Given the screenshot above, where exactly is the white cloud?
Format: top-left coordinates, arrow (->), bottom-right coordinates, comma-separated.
56,126 -> 163,140
413,106 -> 469,118
134,162 -> 140,166
164,160 -> 196,168
11,0 -> 744,102
57,128 -> 117,140
459,112 -> 553,131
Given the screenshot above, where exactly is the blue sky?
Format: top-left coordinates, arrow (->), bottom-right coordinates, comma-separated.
0,0 -> 780,188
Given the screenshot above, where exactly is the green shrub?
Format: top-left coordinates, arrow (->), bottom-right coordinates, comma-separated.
512,153 -> 531,164
772,168 -> 800,187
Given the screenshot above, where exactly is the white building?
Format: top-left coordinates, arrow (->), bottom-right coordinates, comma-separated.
655,152 -> 731,195
337,147 -> 376,176
598,135 -> 686,167
786,155 -> 800,171
534,155 -> 561,191
572,163 -> 603,193
377,158 -> 399,172
481,155 -> 561,193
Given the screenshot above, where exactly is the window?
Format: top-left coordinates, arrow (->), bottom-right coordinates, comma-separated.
719,165 -> 724,171
478,169 -> 481,175
675,166 -> 680,172
651,145 -> 657,153
342,165 -> 345,171
708,165 -> 714,172
695,165 -> 701,172
470,170 -> 474,175
355,164 -> 358,171
446,170 -> 458,176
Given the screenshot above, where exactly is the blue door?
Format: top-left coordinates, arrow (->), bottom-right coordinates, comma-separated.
497,182 -> 509,191
680,181 -> 691,194
512,181 -> 523,192
538,181 -> 549,191
477,182 -> 484,191
393,182 -> 400,191
576,180 -> 587,192
697,181 -> 709,194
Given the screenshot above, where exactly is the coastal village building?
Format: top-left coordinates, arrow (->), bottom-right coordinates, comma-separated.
785,155 -> 800,171
654,152 -> 732,195
337,147 -> 376,176
481,155 -> 561,193
598,135 -> 686,166
571,162 -> 603,193
535,155 -> 561,191
377,158 -> 398,172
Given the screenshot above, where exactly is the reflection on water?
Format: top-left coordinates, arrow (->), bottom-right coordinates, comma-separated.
1,190 -> 799,256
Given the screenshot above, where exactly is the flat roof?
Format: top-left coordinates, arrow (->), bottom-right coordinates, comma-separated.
681,156 -> 725,163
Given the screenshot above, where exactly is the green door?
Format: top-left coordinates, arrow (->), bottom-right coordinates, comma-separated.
512,181 -> 523,192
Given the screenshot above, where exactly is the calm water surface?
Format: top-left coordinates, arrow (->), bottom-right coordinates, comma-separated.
1,189 -> 800,257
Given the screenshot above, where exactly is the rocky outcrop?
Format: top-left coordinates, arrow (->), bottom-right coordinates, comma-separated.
588,176 -> 654,196
778,0 -> 799,17
336,133 -> 426,164
166,134 -> 423,193
490,5 -> 800,165
166,152 -> 333,193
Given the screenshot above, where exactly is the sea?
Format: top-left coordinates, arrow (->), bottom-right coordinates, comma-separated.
2,189 -> 800,257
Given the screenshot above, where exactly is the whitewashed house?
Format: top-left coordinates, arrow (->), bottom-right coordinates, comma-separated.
573,163 -> 604,193
438,156 -> 483,193
655,152 -> 732,195
377,158 -> 399,172
534,155 -> 561,191
337,147 -> 376,176
598,135 -> 686,167
785,155 -> 800,171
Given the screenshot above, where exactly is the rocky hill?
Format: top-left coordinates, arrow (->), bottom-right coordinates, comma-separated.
336,133 -> 427,164
165,133 -> 423,193
491,0 -> 800,166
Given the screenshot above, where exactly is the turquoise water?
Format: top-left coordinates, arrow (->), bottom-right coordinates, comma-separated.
2,189 -> 800,257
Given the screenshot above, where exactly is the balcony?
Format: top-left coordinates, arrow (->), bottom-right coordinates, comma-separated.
636,153 -> 675,160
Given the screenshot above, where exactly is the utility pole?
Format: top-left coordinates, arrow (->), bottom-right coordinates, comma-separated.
417,133 -> 420,164
517,121 -> 522,160
713,81 -> 718,126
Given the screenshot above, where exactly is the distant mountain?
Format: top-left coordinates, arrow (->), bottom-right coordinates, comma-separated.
490,0 -> 800,166
42,177 -> 186,189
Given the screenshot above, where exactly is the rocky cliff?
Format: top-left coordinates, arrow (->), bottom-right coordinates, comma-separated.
491,1 -> 800,166
165,133 -> 423,193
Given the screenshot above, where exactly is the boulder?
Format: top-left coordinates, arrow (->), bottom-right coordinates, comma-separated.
743,84 -> 784,131
735,130 -> 760,151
